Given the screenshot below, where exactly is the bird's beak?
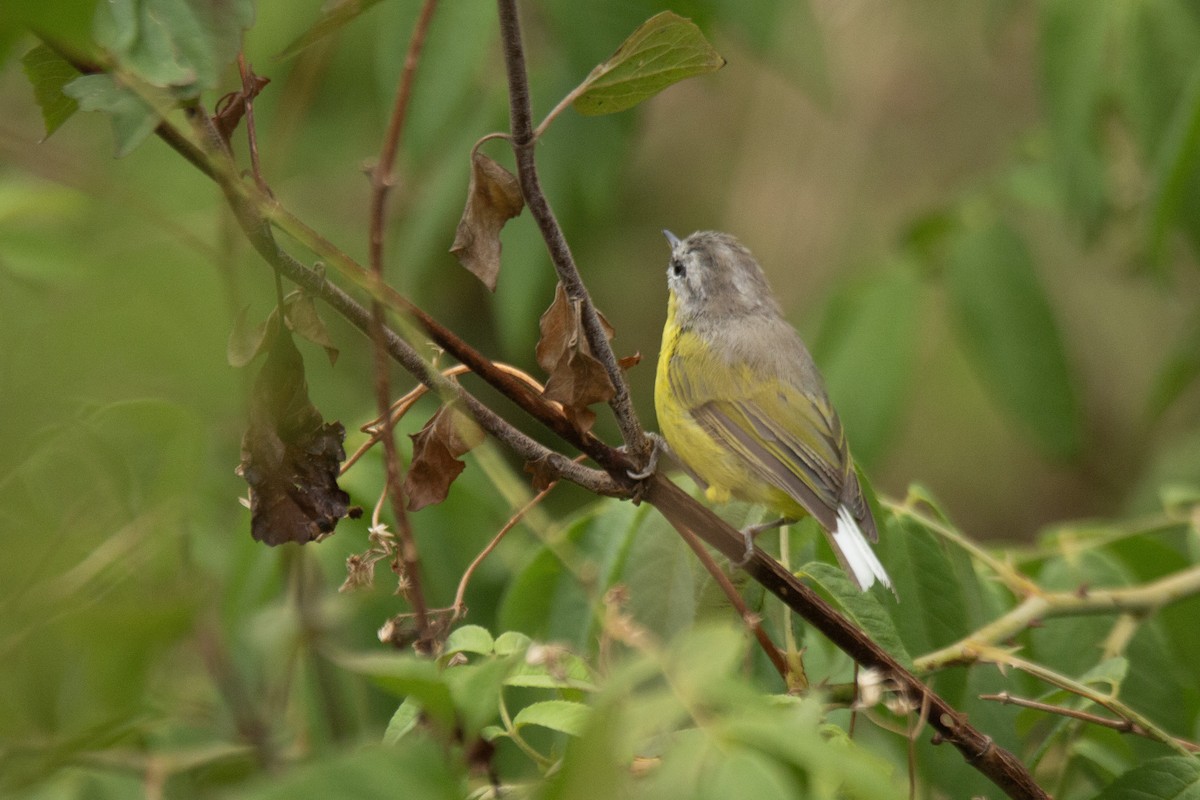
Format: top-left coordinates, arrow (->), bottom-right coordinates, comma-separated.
663,229 -> 681,249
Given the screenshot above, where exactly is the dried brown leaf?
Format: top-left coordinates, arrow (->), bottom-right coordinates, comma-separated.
535,283 -> 616,433
237,327 -> 350,545
450,151 -> 524,291
404,406 -> 485,511
524,455 -> 559,492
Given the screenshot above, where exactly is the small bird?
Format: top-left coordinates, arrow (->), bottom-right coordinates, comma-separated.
653,230 -> 892,592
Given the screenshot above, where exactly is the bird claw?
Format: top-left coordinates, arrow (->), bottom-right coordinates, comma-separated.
621,433 -> 671,505
624,433 -> 669,480
734,517 -> 793,568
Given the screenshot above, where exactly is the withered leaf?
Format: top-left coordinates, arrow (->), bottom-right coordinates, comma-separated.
228,305 -> 278,368
404,405 -> 485,512
618,352 -> 642,371
284,291 -> 339,366
524,455 -> 559,492
450,151 -> 524,291
237,326 -> 350,545
535,283 -> 616,433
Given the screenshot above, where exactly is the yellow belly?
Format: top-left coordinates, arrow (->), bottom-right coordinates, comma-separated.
654,304 -> 806,518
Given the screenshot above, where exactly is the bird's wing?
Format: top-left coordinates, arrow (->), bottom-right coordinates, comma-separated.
668,342 -> 870,536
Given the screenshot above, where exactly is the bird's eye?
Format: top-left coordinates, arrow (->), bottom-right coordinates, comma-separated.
670,259 -> 685,277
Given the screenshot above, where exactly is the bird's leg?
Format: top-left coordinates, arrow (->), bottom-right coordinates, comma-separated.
622,432 -> 674,504
625,432 -> 671,480
736,517 -> 796,566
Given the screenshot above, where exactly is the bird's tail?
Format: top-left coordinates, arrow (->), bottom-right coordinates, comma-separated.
831,505 -> 894,594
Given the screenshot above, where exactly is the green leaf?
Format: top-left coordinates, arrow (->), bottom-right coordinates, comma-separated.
1146,62 -> 1200,272
1147,311 -> 1200,422
1092,756 -> 1200,799
275,0 -> 386,61
62,73 -> 160,158
444,658 -> 511,737
800,561 -> 912,670
443,624 -> 494,657
1038,0 -> 1111,235
93,0 -> 255,96
706,748 -> 795,800
493,630 -> 531,657
944,222 -> 1082,460
538,700 -> 627,800
238,742 -> 462,800
814,260 -> 921,467
570,11 -> 725,117
875,516 -> 970,662
334,653 -> 456,730
20,44 -> 80,138
505,646 -> 596,692
382,697 -> 421,744
512,700 -> 592,737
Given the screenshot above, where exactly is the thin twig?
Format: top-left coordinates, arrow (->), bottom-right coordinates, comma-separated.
236,54 -> 269,194
495,0 -> 649,464
343,362 -> 557,474
674,524 -> 791,683
974,646 -> 1195,757
980,691 -> 1200,753
365,0 -> 440,643
915,563 -> 1200,672
451,458 -> 580,619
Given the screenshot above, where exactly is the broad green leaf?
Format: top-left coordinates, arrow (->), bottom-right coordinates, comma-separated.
493,630 -> 531,657
1146,63 -> 1200,272
800,561 -> 912,670
382,697 -> 421,744
334,653 -> 455,730
814,260 -> 921,467
443,624 -> 494,657
705,748 -> 794,800
94,0 -> 255,96
444,658 -> 511,737
538,700 -> 627,800
238,743 -> 462,800
512,699 -> 592,737
62,73 -> 160,158
498,501 -> 645,648
505,646 -> 595,692
1038,0 -> 1111,235
1147,311 -> 1200,422
1029,549 -> 1131,677
570,11 -> 725,117
20,44 -> 80,138
1093,755 -> 1200,799
879,516 -> 970,655
944,223 -> 1082,460
275,0 -> 386,61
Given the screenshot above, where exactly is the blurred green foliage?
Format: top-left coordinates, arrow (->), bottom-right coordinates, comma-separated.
2,0 -> 1200,798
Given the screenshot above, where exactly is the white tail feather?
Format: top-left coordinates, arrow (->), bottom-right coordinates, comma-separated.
832,505 -> 893,592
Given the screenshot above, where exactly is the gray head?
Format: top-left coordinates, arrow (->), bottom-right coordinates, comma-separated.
663,231 -> 781,324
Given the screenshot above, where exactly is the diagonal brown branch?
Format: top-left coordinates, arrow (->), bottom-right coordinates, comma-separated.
642,475 -> 1049,800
